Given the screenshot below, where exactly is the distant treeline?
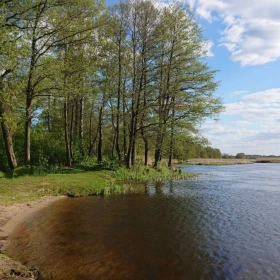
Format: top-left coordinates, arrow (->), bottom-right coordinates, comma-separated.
175,144 -> 222,160
222,153 -> 280,159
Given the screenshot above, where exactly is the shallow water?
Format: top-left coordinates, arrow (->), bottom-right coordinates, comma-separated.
5,163 -> 280,279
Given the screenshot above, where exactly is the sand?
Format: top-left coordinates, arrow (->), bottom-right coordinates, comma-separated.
0,196 -> 65,279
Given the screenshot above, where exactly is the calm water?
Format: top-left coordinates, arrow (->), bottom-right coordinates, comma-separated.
5,163 -> 280,280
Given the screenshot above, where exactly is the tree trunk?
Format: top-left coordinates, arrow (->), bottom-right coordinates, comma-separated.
1,121 -> 17,170
24,96 -> 32,164
126,113 -> 135,168
0,104 -> 17,170
79,96 -> 84,156
122,92 -> 127,160
0,70 -> 17,170
88,100 -> 95,156
115,35 -> 122,163
70,103 -> 74,158
168,98 -> 175,167
141,129 -> 148,166
47,96 -> 51,132
131,138 -> 136,166
144,141 -> 148,166
24,11 -> 38,165
74,98 -> 79,146
64,98 -> 72,167
97,105 -> 103,163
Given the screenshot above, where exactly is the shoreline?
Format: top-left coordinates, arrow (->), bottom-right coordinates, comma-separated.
0,196 -> 65,279
180,158 -> 255,165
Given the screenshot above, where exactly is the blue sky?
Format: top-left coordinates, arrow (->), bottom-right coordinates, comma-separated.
191,0 -> 280,156
107,0 -> 280,156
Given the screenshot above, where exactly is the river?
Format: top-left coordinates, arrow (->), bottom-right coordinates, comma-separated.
5,163 -> 280,279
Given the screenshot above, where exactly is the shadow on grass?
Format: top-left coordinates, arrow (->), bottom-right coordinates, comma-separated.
4,163 -> 116,178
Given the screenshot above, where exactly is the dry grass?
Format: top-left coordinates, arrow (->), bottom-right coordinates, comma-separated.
255,157 -> 280,163
182,158 -> 254,165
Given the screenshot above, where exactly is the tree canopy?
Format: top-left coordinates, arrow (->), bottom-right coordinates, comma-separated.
0,0 -> 223,172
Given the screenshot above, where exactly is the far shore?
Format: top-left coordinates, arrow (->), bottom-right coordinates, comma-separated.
180,157 -> 280,165
180,158 -> 254,165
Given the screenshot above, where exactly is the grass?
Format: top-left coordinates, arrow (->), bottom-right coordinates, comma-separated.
114,165 -> 196,182
0,164 -> 195,205
0,170 -> 117,205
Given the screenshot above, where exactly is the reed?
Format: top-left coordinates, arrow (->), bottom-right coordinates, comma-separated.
114,164 -> 195,182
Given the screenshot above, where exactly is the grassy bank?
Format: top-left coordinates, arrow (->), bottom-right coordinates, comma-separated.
0,164 -> 195,279
0,165 -> 195,205
0,170 -> 114,205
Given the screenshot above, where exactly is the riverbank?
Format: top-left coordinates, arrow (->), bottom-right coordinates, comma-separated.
183,158 -> 254,165
0,167 -> 194,205
0,197 -> 64,279
0,166 -> 194,279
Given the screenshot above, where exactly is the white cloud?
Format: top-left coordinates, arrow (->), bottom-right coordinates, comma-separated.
201,120 -> 280,155
225,88 -> 280,121
200,88 -> 280,155
202,40 -> 214,57
189,0 -> 280,66
242,88 -> 280,103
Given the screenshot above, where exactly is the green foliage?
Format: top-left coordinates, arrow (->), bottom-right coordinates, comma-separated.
30,127 -> 66,167
0,0 -> 223,172
97,158 -> 120,171
114,164 -> 195,182
236,153 -> 246,159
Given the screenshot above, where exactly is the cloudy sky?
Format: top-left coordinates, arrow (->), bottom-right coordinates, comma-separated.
108,0 -> 280,155
188,0 -> 280,156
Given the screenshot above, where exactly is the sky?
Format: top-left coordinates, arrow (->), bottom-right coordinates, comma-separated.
188,0 -> 280,156
107,0 -> 280,156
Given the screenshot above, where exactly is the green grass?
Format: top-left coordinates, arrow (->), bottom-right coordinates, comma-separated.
0,164 -> 195,205
114,165 -> 196,182
0,170 -> 118,205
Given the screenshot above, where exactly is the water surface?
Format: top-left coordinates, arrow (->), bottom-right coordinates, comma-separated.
5,163 -> 280,279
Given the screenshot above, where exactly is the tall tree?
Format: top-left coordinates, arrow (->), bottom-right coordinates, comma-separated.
153,2 -> 222,167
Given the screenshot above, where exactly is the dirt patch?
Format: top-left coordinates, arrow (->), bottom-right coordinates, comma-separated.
0,254 -> 39,279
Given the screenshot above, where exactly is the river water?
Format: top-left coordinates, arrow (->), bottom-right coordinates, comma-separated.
5,163 -> 280,279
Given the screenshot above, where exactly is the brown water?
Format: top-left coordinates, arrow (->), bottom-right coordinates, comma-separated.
5,164 -> 280,279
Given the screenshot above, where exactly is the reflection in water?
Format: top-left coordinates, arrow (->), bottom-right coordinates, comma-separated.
5,164 -> 280,280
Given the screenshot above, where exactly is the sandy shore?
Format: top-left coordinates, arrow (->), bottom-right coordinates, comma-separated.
0,196 -> 65,250
0,196 -> 65,279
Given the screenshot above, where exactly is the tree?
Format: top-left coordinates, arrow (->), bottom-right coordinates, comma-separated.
21,0 -> 105,164
0,0 -> 224,171
152,2 -> 222,167
236,153 -> 246,159
0,0 -> 32,170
